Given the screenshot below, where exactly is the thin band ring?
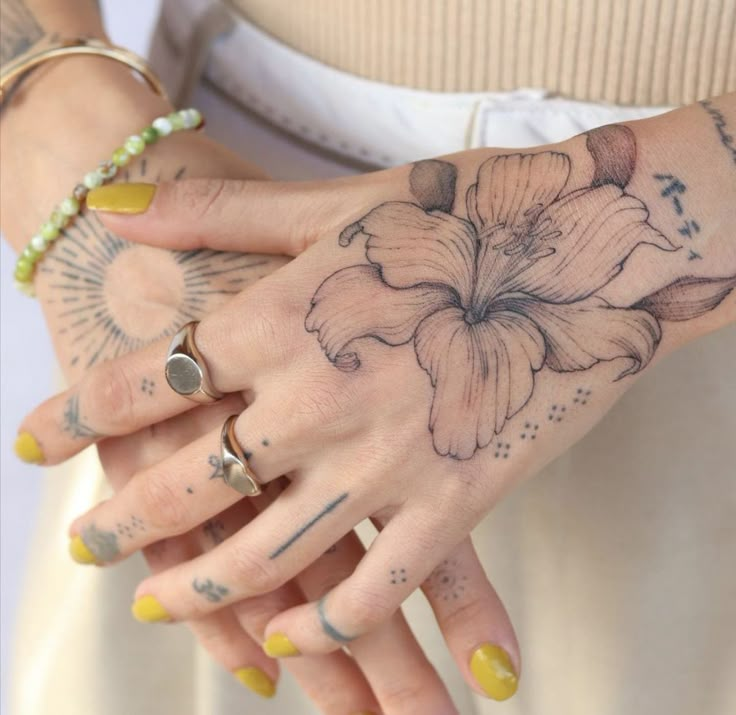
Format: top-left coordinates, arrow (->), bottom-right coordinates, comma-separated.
165,321 -> 224,403
221,415 -> 263,496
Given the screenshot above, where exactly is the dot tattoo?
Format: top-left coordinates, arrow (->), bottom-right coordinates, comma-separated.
141,378 -> 155,396
390,568 -> 407,584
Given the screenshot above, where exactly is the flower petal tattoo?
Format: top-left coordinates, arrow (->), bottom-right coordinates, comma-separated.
306,126 -> 736,459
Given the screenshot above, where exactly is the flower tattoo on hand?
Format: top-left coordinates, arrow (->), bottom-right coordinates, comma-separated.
306,126 -> 736,459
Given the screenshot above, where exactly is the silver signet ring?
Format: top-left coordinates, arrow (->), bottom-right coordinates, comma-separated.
165,321 -> 224,403
221,415 -> 262,496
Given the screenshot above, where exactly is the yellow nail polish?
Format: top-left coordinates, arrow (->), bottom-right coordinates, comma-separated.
262,633 -> 300,658
470,644 -> 518,701
14,432 -> 44,464
131,595 -> 170,623
68,535 -> 98,565
233,667 -> 276,698
86,183 -> 156,214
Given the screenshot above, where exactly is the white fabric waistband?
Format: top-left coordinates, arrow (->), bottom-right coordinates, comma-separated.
158,0 -> 671,167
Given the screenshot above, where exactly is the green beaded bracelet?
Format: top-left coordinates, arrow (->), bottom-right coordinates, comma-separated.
14,107 -> 204,295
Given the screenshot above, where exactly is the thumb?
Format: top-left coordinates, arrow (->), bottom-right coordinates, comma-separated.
84,176 -> 363,256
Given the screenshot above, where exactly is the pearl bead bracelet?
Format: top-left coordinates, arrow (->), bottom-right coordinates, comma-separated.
14,107 -> 204,296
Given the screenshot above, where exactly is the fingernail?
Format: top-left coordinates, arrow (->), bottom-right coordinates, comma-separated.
86,183 -> 156,214
233,667 -> 276,698
131,595 -> 171,623
262,633 -> 300,658
470,644 -> 518,701
68,535 -> 99,565
14,432 -> 44,464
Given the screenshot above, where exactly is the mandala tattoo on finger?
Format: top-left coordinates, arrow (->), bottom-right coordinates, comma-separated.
306,125 -> 736,459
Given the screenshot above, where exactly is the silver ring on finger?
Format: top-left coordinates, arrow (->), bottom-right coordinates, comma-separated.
221,415 -> 263,496
165,321 -> 224,403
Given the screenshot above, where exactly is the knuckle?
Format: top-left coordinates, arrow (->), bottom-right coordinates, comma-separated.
378,679 -> 430,712
234,590 -> 293,640
339,585 -> 391,632
85,363 -> 135,434
228,544 -> 281,595
171,178 -> 231,223
136,469 -> 190,532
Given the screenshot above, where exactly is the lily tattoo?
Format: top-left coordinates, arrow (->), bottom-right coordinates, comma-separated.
307,126 -> 736,459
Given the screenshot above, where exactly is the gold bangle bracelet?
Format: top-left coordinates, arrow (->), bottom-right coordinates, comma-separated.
0,37 -> 169,104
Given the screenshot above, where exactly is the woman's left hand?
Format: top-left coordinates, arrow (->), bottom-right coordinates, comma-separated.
19,125 -> 736,667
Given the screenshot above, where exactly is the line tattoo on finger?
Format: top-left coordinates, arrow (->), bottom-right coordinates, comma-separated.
305,127 -> 736,459
269,492 -> 349,560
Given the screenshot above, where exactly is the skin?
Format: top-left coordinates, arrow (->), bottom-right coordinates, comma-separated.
21,94 -> 736,671
1,1 -> 519,711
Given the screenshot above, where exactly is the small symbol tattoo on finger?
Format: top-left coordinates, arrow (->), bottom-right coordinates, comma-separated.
390,568 -> 407,584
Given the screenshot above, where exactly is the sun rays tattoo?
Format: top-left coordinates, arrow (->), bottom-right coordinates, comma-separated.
306,125 -> 736,459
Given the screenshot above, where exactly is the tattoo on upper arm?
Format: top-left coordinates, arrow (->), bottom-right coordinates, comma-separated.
192,577 -> 229,602
699,99 -> 736,167
305,126 -> 736,460
82,523 -> 119,561
39,163 -> 283,372
269,492 -> 349,559
0,0 -> 43,65
62,395 -> 101,439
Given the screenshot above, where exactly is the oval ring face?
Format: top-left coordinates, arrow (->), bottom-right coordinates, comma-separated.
165,353 -> 203,395
164,322 -> 224,403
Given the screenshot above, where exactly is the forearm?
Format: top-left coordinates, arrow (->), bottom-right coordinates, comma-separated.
1,2 -> 282,383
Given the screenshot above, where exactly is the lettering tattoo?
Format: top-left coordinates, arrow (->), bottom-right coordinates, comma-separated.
39,162 -> 282,372
62,395 -> 101,439
305,126 -> 736,459
699,99 -> 736,168
653,173 -> 703,260
192,578 -> 229,603
269,492 -> 349,559
82,523 -> 120,562
0,0 -> 43,65
317,596 -> 354,643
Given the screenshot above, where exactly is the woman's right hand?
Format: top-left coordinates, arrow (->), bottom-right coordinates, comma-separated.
2,64 -> 519,710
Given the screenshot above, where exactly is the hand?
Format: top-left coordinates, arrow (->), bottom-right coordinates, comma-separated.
2,79 -> 519,712
20,107 -> 736,701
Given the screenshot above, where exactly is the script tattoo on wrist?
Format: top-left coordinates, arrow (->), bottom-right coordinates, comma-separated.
699,99 -> 736,168
0,0 -> 43,65
305,125 -> 736,460
39,161 -> 283,373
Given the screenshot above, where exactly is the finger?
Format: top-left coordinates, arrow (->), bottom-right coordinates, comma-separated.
86,175 -> 376,256
195,490 -> 380,713
295,529 -> 458,714
141,528 -> 281,699
128,473 -> 378,621
19,268 -> 303,465
67,415 -> 305,565
422,537 -> 520,702
260,504 -> 472,655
